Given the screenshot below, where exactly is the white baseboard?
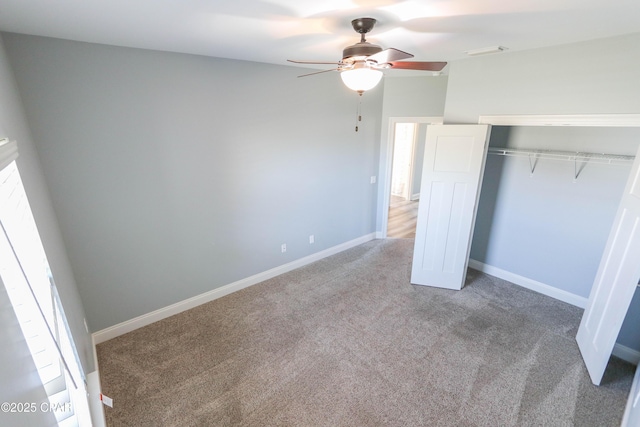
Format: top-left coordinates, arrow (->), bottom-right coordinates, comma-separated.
93,233 -> 377,344
613,343 -> 640,365
467,259 -> 588,308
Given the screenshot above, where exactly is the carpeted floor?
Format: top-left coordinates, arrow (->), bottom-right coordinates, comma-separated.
97,239 -> 634,426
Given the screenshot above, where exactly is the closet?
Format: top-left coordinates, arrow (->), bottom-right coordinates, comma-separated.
470,125 -> 640,350
408,121 -> 640,385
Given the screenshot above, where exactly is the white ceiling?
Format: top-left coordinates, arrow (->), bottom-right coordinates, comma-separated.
1,0 -> 639,72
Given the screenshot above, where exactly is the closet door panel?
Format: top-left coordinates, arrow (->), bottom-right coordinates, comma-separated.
411,125 -> 491,290
577,143 -> 640,385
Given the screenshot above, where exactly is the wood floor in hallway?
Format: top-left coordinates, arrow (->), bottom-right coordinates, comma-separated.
387,196 -> 418,239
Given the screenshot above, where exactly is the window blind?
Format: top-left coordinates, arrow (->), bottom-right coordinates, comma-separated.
0,138 -> 18,171
0,144 -> 91,426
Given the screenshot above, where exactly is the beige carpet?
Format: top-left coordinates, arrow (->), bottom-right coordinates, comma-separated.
97,239 -> 634,426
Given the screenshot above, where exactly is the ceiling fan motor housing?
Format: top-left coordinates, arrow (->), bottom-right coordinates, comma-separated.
342,42 -> 383,61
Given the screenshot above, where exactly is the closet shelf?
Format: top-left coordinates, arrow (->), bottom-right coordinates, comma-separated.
488,147 -> 635,165
488,147 -> 636,181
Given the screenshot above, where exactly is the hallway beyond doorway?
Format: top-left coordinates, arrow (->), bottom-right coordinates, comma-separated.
387,195 -> 418,238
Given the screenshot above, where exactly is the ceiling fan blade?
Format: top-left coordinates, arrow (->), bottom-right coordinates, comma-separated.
388,61 -> 448,72
297,68 -> 339,78
287,59 -> 340,65
366,48 -> 413,65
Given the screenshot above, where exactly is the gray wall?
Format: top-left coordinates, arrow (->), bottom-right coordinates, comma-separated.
442,31 -> 640,351
620,290 -> 640,351
3,33 -> 383,331
381,75 -> 448,119
443,32 -> 640,123
0,34 -> 93,423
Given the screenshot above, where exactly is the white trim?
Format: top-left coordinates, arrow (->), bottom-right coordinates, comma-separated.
478,114 -> 640,127
405,123 -> 417,201
387,117 -> 444,124
379,117 -> 443,238
92,233 -> 376,344
87,371 -> 106,427
91,334 -> 100,378
613,343 -> 640,366
467,259 -> 588,308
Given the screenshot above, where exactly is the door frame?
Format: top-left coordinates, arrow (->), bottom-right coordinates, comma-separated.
378,116 -> 443,238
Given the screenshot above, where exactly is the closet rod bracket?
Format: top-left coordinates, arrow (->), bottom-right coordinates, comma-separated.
528,153 -> 538,177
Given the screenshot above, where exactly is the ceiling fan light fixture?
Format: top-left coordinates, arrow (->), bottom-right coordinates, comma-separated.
340,64 -> 383,93
289,17 -> 446,94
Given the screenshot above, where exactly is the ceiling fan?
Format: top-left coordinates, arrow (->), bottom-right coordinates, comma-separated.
288,18 -> 447,95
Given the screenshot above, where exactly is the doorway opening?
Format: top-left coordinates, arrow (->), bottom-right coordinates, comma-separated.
381,117 -> 443,239
388,122 -> 419,238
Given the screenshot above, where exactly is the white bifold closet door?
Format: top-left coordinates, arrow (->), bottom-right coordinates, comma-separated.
411,124 -> 491,290
577,143 -> 640,386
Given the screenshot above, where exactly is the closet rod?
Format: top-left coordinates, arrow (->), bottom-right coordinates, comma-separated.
488,147 -> 635,165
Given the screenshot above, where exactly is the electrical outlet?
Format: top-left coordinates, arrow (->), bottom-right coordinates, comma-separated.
370,176 -> 376,184
281,243 -> 287,253
309,235 -> 315,244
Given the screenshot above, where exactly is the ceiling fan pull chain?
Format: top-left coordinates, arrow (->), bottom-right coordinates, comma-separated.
355,93 -> 362,132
